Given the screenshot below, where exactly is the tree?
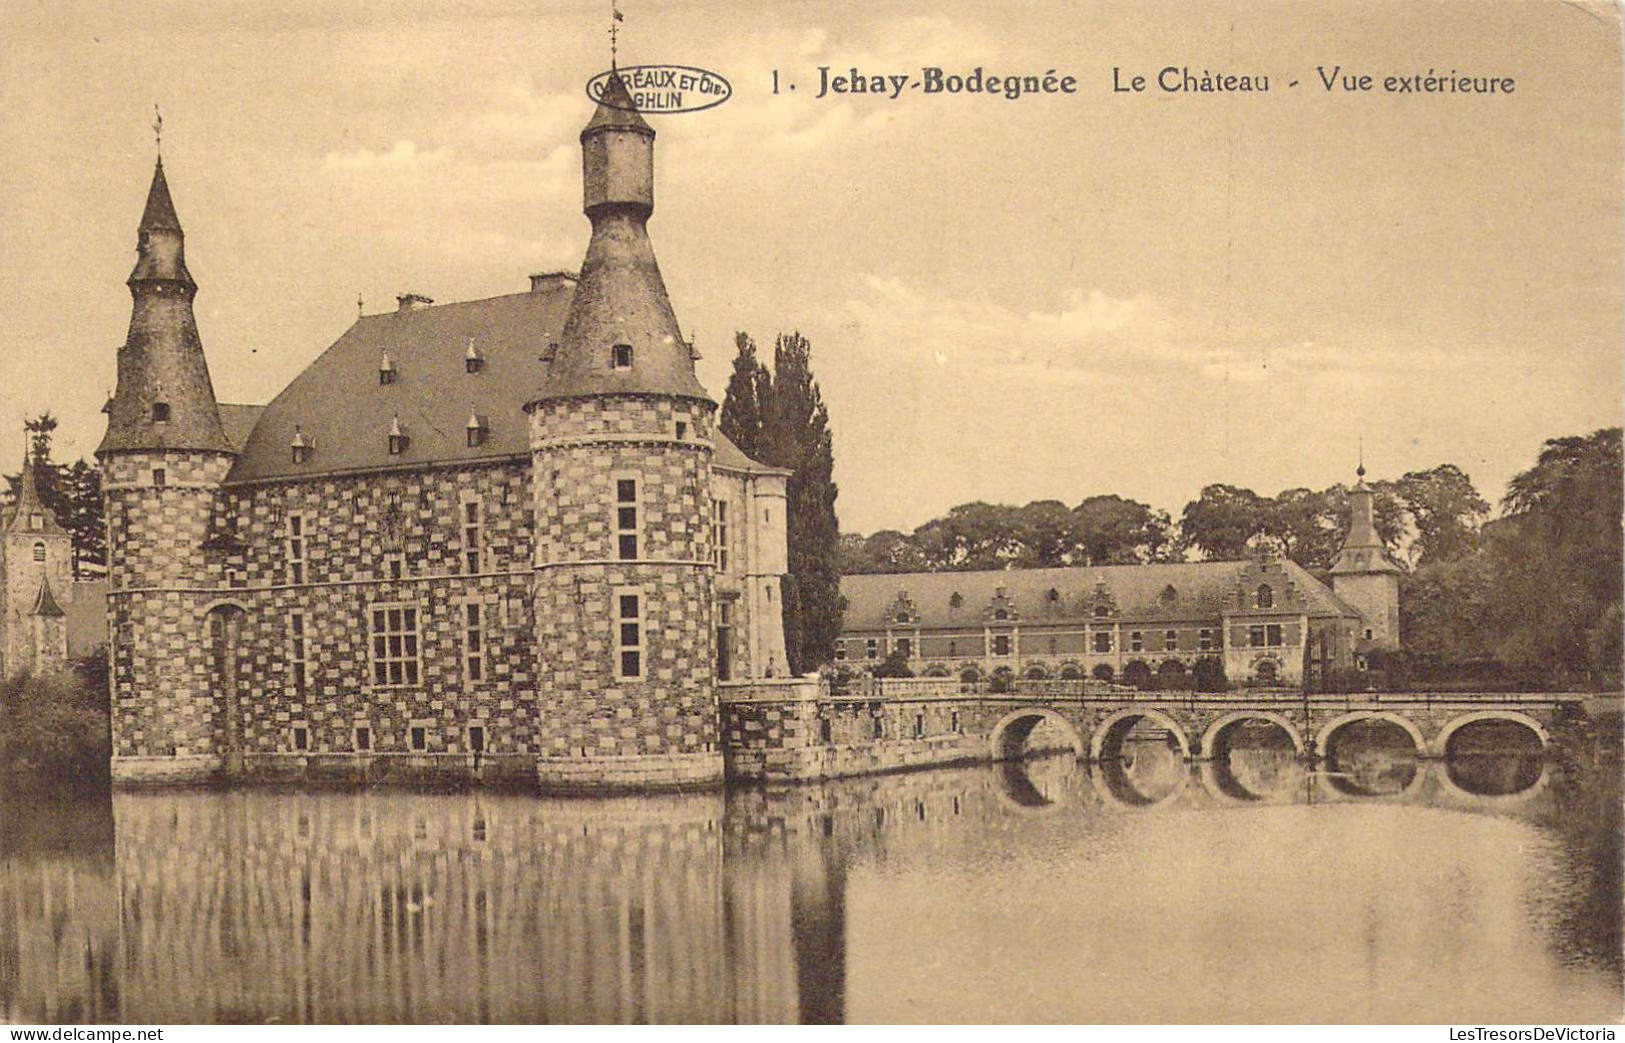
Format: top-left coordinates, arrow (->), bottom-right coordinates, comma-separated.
1073,494 -> 1173,565
911,502 -> 1025,570
719,332 -> 771,460
5,413 -> 105,577
839,529 -> 925,575
1016,499 -> 1081,567
1396,464 -> 1489,567
759,331 -> 843,674
871,646 -> 914,678
1490,428 -> 1623,684
1179,484 -> 1271,560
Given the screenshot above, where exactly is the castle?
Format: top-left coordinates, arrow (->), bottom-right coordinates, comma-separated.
835,478 -> 1401,691
95,74 -> 793,788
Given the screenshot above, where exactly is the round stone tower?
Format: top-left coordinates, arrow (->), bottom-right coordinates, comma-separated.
1330,465 -> 1403,652
97,157 -> 238,784
523,73 -> 723,790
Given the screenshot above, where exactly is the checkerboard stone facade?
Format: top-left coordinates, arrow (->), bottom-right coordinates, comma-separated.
108,455 -> 539,773
530,395 -> 723,788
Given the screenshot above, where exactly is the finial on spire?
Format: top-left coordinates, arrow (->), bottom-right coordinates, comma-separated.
609,0 -> 624,70
357,294 -> 364,319
153,104 -> 163,158
1356,435 -> 1366,479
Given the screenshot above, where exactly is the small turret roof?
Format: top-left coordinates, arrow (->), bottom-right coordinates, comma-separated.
583,72 -> 654,138
5,448 -> 64,534
29,576 -> 65,618
139,159 -> 183,232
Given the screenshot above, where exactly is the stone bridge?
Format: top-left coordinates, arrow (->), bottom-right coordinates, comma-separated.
719,677 -> 1593,784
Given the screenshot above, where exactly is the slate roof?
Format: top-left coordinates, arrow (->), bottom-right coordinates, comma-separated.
217,403 -> 264,452
226,284 -> 768,483
29,576 -> 64,618
583,72 -> 654,138
139,159 -> 183,233
840,559 -> 1361,630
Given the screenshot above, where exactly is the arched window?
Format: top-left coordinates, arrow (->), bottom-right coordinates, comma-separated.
1091,663 -> 1115,682
1092,605 -> 1109,618
1256,659 -> 1279,683
32,541 -> 45,562
1255,584 -> 1274,609
994,608 -> 1008,620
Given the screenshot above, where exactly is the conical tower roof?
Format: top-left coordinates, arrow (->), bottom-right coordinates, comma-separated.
98,156 -> 234,456
1331,467 -> 1402,575
582,72 -> 654,138
139,158 -> 183,232
6,446 -> 63,534
526,74 -> 710,406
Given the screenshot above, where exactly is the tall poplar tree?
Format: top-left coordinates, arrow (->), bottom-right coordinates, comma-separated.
718,332 -> 771,461
761,331 -> 843,674
718,331 -> 847,674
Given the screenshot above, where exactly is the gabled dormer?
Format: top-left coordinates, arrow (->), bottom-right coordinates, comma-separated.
1082,579 -> 1118,621
983,585 -> 1018,624
1227,557 -> 1305,615
886,590 -> 919,626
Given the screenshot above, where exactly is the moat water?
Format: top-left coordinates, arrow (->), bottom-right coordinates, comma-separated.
2,720 -> 1620,1024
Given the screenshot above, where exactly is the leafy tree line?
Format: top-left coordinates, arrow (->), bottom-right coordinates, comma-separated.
3,413 -> 106,577
841,429 -> 1622,689
720,332 -> 842,675
840,463 -> 1488,576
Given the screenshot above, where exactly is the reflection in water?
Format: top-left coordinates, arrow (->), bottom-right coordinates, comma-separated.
1208,722 -> 1301,802
1097,722 -> 1187,806
1324,720 -> 1421,797
1445,720 -> 1547,797
1,722 -> 1620,1024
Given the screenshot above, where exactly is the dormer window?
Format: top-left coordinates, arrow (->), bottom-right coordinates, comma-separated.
1159,584 -> 1178,606
379,351 -> 397,385
1255,584 -> 1274,609
994,608 -> 1008,621
32,541 -> 45,562
1093,605 -> 1109,618
949,592 -> 963,609
387,416 -> 408,456
465,338 -> 485,374
466,412 -> 489,448
151,402 -> 171,423
611,343 -> 634,370
290,427 -> 311,465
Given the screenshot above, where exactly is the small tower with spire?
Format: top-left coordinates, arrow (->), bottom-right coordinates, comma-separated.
1330,462 -> 1403,651
1,442 -> 74,678
97,146 -> 238,780
523,72 -> 724,788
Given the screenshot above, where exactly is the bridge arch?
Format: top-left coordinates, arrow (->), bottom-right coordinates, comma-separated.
1089,708 -> 1191,763
1315,710 -> 1426,757
988,707 -> 1086,762
1198,710 -> 1306,760
1431,710 -> 1550,758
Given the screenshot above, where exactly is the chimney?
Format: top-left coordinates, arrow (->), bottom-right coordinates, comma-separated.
529,271 -> 579,294
396,293 -> 434,313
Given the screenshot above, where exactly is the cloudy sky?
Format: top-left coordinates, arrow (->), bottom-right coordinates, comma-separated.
1,0 -> 1619,533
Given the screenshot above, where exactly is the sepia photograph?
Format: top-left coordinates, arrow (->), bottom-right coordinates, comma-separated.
0,0 -> 1620,1029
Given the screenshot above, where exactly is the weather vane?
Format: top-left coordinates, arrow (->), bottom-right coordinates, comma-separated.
609,0 -> 624,70
153,104 -> 163,157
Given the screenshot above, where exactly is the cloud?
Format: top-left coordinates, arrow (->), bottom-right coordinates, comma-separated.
323,139 -> 452,172
839,274 -> 1464,393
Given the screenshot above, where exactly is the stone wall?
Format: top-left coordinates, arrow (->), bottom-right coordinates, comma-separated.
529,395 -> 722,784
